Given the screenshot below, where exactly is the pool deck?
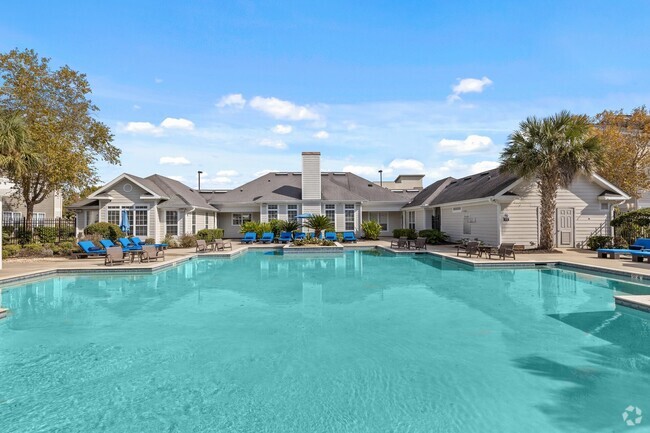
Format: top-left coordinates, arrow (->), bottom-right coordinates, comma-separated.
2,240 -> 650,313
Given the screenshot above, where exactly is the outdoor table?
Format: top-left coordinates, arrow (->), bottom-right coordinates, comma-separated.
478,245 -> 496,258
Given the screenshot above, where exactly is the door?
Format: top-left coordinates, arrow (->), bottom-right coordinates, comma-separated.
556,208 -> 574,247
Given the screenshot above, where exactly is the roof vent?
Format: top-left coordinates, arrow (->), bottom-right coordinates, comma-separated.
480,172 -> 490,176
463,176 -> 472,181
368,183 -> 374,187
333,172 -> 346,176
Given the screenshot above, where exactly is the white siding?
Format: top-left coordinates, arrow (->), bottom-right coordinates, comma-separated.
301,152 -> 321,200
441,203 -> 499,245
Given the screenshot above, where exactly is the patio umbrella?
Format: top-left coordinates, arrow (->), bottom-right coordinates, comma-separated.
120,209 -> 130,235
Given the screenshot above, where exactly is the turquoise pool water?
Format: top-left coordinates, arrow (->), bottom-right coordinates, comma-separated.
1,251 -> 650,432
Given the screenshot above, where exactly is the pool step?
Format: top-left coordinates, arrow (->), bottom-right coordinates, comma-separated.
0,308 -> 8,320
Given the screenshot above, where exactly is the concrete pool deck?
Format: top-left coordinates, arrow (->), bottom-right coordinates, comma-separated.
2,240 -> 650,312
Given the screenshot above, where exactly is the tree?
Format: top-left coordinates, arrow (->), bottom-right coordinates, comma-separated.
500,111 -> 602,250
0,48 -> 120,224
303,214 -> 334,238
592,106 -> 650,199
0,110 -> 40,180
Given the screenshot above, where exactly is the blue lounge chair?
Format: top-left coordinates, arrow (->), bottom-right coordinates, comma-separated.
77,240 -> 106,256
294,232 -> 306,240
278,231 -> 293,243
260,232 -> 275,244
342,231 -> 357,243
597,238 -> 650,258
119,237 -> 141,250
630,251 -> 650,262
99,239 -> 131,253
324,232 -> 337,241
241,232 -> 257,243
130,236 -> 168,249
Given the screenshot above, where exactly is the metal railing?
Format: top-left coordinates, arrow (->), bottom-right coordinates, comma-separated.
2,217 -> 77,245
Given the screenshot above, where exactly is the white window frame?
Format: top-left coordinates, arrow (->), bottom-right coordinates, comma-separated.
267,204 -> 278,221
3,211 -> 22,223
232,213 -> 252,226
345,204 -> 355,231
324,204 -> 336,226
166,210 -> 179,236
205,213 -> 209,229
463,215 -> 472,235
368,212 -> 388,231
408,211 -> 416,230
287,204 -> 298,221
107,205 -> 148,236
191,211 -> 196,234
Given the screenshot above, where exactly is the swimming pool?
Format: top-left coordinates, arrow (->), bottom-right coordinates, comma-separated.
1,250 -> 649,432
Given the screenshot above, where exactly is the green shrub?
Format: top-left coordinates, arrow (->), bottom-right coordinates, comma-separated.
240,221 -> 272,238
84,222 -> 124,241
145,237 -> 156,245
196,228 -> 224,242
393,228 -> 417,239
16,228 -> 33,245
56,241 -> 76,256
268,219 -> 283,236
418,229 -> 448,244
2,244 -> 20,259
586,235 -> 612,250
163,234 -> 179,248
279,219 -> 301,233
17,243 -> 47,257
35,226 -> 58,243
178,233 -> 197,248
361,220 -> 382,240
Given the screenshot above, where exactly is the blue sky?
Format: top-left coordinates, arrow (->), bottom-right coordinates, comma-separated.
2,1 -> 649,188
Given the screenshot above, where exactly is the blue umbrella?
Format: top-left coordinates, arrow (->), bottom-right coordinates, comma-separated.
295,213 -> 313,219
120,209 -> 131,235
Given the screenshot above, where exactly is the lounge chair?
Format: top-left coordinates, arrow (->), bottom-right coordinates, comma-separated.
629,250 -> 650,262
597,238 -> 650,258
278,232 -> 293,243
413,237 -> 426,250
488,243 -> 516,260
99,239 -> 117,249
214,239 -> 232,251
294,232 -> 306,240
260,232 -> 275,244
324,231 -> 338,242
241,232 -> 257,244
105,246 -> 127,266
342,232 -> 357,243
390,237 -> 408,249
141,245 -> 165,262
196,239 -> 210,252
118,237 -> 141,250
130,236 -> 146,246
75,240 -> 106,257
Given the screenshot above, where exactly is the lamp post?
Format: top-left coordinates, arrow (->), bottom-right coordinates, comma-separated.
378,169 -> 383,187
197,170 -> 203,191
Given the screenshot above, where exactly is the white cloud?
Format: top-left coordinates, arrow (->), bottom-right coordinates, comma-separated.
258,138 -> 288,150
216,170 -> 239,177
250,96 -> 319,120
427,159 -> 500,179
132,104 -> 141,110
387,159 -> 425,173
313,130 -> 329,139
271,124 -> 293,134
210,176 -> 234,184
124,121 -> 161,135
438,135 -> 493,153
217,93 -> 246,108
159,156 -> 191,165
470,160 -> 500,173
154,78 -> 163,84
448,76 -> 493,102
160,117 -> 195,130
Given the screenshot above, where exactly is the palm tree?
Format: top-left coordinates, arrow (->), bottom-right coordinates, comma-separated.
0,111 -> 39,178
500,111 -> 602,250
303,214 -> 334,238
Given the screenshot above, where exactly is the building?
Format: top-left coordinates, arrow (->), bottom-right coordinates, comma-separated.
0,177 -> 64,223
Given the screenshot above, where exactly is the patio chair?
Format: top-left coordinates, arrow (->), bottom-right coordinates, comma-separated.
214,239 -> 232,251
324,231 -> 338,242
75,240 -> 106,257
104,246 -> 127,266
260,232 -> 275,244
597,237 -> 650,259
488,243 -> 516,260
278,232 -> 293,243
413,237 -> 427,250
294,232 -> 306,240
141,244 -> 165,262
464,241 -> 480,257
119,237 -> 141,250
342,232 -> 357,243
130,236 -> 146,246
241,232 -> 257,244
390,237 -> 408,249
196,239 -> 210,252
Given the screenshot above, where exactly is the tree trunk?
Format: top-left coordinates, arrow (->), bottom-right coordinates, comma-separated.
538,174 -> 558,250
25,201 -> 34,242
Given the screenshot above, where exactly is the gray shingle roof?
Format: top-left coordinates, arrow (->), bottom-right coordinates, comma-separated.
403,177 -> 453,208
205,172 -> 414,204
145,174 -> 215,210
405,168 -> 519,208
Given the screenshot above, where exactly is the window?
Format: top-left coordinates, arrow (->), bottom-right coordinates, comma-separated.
345,204 -> 355,231
2,211 -> 22,223
232,213 -> 252,226
107,206 -> 120,225
32,212 -> 46,226
287,204 -> 298,221
191,212 -> 196,234
367,212 -> 388,231
134,206 -> 148,236
205,213 -> 209,229
325,204 -> 336,226
600,203 -> 609,211
267,204 -> 278,221
463,215 -> 472,235
408,211 -> 416,230
166,211 -> 179,235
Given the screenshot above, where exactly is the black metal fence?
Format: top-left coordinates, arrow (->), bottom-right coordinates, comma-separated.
2,217 -> 77,245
